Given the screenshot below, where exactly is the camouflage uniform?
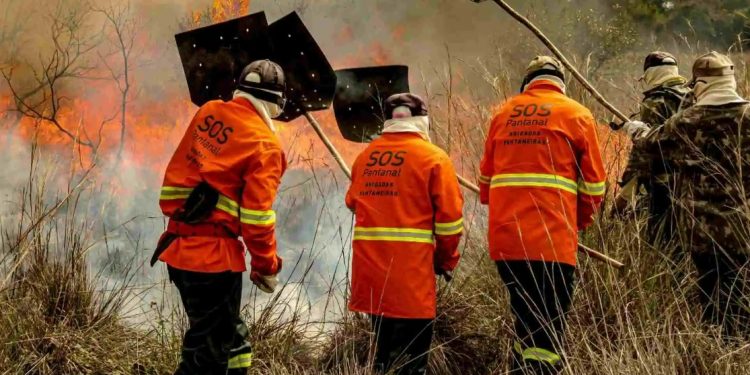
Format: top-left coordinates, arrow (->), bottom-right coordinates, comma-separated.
620,79 -> 690,245
636,102 -> 750,336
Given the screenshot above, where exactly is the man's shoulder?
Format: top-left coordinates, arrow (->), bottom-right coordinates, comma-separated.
236,116 -> 281,153
421,142 -> 452,162
687,103 -> 750,125
376,135 -> 449,155
544,97 -> 595,128
659,106 -> 730,140
645,83 -> 689,98
704,102 -> 750,116
657,107 -> 698,135
644,88 -> 688,112
197,99 -> 227,112
199,99 -> 257,121
670,105 -> 715,125
641,93 -> 670,107
557,96 -> 593,117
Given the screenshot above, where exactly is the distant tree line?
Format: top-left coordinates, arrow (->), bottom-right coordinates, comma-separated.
610,0 -> 750,48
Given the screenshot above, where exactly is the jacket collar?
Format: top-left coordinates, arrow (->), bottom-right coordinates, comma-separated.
232,96 -> 254,111
525,79 -> 565,94
382,116 -> 431,141
232,93 -> 277,132
379,132 -> 425,141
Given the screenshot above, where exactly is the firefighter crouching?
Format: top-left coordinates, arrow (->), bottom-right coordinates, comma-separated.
153,60 -> 288,374
345,93 -> 464,374
479,56 -> 606,374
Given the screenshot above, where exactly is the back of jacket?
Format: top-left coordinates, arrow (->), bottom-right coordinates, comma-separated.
641,103 -> 750,254
479,81 -> 606,266
159,97 -> 286,274
345,132 -> 464,319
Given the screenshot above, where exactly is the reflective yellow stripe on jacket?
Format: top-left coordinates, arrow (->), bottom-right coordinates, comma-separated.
216,194 -> 239,216
240,207 -> 276,226
490,173 -> 605,196
577,180 -> 606,196
354,227 -> 435,244
227,353 -> 252,369
159,186 -> 193,200
160,186 -> 276,226
491,173 -> 578,194
435,218 -> 464,236
514,341 -> 561,365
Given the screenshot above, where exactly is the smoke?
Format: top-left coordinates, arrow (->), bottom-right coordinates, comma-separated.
84,0 -> 539,104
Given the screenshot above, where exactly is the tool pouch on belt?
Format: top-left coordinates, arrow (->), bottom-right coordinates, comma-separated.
173,182 -> 220,224
150,182 -> 221,267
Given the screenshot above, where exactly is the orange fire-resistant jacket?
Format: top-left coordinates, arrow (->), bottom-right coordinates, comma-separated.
158,97 -> 286,275
479,80 -> 606,266
345,132 -> 464,319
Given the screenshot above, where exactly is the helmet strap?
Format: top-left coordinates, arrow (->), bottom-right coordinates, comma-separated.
237,85 -> 286,109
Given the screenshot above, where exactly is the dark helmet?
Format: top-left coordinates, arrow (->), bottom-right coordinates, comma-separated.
521,56 -> 565,92
643,51 -> 678,72
384,93 -> 428,119
236,59 -> 287,108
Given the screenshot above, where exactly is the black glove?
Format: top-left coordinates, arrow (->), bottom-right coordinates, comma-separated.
150,232 -> 178,267
435,268 -> 453,282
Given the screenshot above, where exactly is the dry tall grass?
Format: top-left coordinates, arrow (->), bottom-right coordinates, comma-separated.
0,144 -> 167,374
5,162 -> 750,374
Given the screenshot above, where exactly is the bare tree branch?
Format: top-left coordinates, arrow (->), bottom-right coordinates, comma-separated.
94,1 -> 136,162
1,3 -> 101,150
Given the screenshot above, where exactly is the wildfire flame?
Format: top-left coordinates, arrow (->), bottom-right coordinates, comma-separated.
194,0 -> 251,26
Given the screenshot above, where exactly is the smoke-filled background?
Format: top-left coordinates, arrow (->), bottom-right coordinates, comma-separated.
1,0 -> 749,373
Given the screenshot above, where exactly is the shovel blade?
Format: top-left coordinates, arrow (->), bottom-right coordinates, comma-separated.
333,66 -> 410,143
175,12 -> 273,106
269,12 -> 337,122
175,11 -> 336,122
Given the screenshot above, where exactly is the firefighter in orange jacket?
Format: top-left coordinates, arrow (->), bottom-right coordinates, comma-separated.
345,93 -> 464,374
479,56 -> 606,374
154,60 -> 287,375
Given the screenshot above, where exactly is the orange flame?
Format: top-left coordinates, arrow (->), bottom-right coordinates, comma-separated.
211,0 -> 250,23
191,0 -> 250,27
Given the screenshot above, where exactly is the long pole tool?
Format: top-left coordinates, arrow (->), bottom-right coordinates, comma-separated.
472,0 -> 630,128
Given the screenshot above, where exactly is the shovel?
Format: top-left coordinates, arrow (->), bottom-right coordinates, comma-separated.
176,11 -> 348,176
175,11 -> 274,105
